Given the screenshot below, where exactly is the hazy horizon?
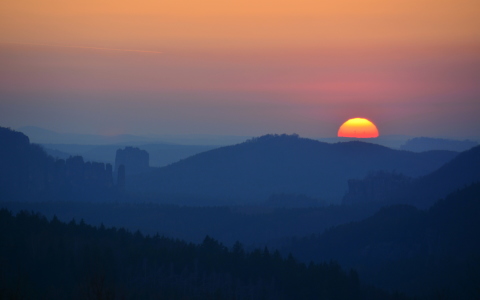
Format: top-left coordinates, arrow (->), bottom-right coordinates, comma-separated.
17,124 -> 480,138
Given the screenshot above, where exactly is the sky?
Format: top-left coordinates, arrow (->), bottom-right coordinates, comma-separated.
1,0 -> 479,139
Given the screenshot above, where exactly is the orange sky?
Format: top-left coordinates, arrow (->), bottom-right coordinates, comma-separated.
2,0 -> 479,48
1,0 -> 479,137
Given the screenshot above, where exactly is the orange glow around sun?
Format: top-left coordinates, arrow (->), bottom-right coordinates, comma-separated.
337,118 -> 379,138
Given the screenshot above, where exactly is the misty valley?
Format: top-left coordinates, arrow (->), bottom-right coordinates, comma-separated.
1,126 -> 480,299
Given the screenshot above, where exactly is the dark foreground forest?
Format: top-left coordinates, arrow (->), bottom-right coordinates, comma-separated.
0,209 -> 406,300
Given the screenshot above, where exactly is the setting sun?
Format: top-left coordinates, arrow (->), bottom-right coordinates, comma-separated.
338,118 -> 379,138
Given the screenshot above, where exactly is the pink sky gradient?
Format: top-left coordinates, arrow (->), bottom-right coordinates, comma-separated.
1,0 -> 479,138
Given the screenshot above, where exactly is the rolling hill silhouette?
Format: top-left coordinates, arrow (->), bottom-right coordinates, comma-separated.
343,144 -> 480,208
406,144 -> 480,207
400,136 -> 477,152
129,134 -> 457,204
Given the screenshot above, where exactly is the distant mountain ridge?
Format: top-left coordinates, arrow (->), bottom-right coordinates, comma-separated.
318,134 -> 413,149
18,126 -> 251,146
400,136 -> 478,152
130,134 -> 457,204
42,143 -> 218,167
18,126 -> 155,145
342,144 -> 480,208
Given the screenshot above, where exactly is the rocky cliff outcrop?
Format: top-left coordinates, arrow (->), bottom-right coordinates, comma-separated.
115,147 -> 150,176
0,127 -> 117,201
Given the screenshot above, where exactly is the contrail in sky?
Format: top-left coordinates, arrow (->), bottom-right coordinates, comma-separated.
1,42 -> 163,54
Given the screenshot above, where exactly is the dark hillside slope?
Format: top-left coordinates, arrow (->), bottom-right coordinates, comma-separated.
0,201 -> 384,247
130,134 -> 457,204
342,145 -> 480,208
407,144 -> 480,208
285,183 -> 480,298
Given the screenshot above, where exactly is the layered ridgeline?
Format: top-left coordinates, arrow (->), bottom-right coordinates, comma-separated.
0,127 -> 123,202
0,127 -> 469,206
343,144 -> 480,208
130,134 -> 456,204
0,209 -> 404,300
284,183 -> 480,298
400,137 -> 477,152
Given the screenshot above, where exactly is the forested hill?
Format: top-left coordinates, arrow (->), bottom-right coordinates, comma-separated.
130,134 -> 457,204
0,209 -> 405,300
284,182 -> 480,298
